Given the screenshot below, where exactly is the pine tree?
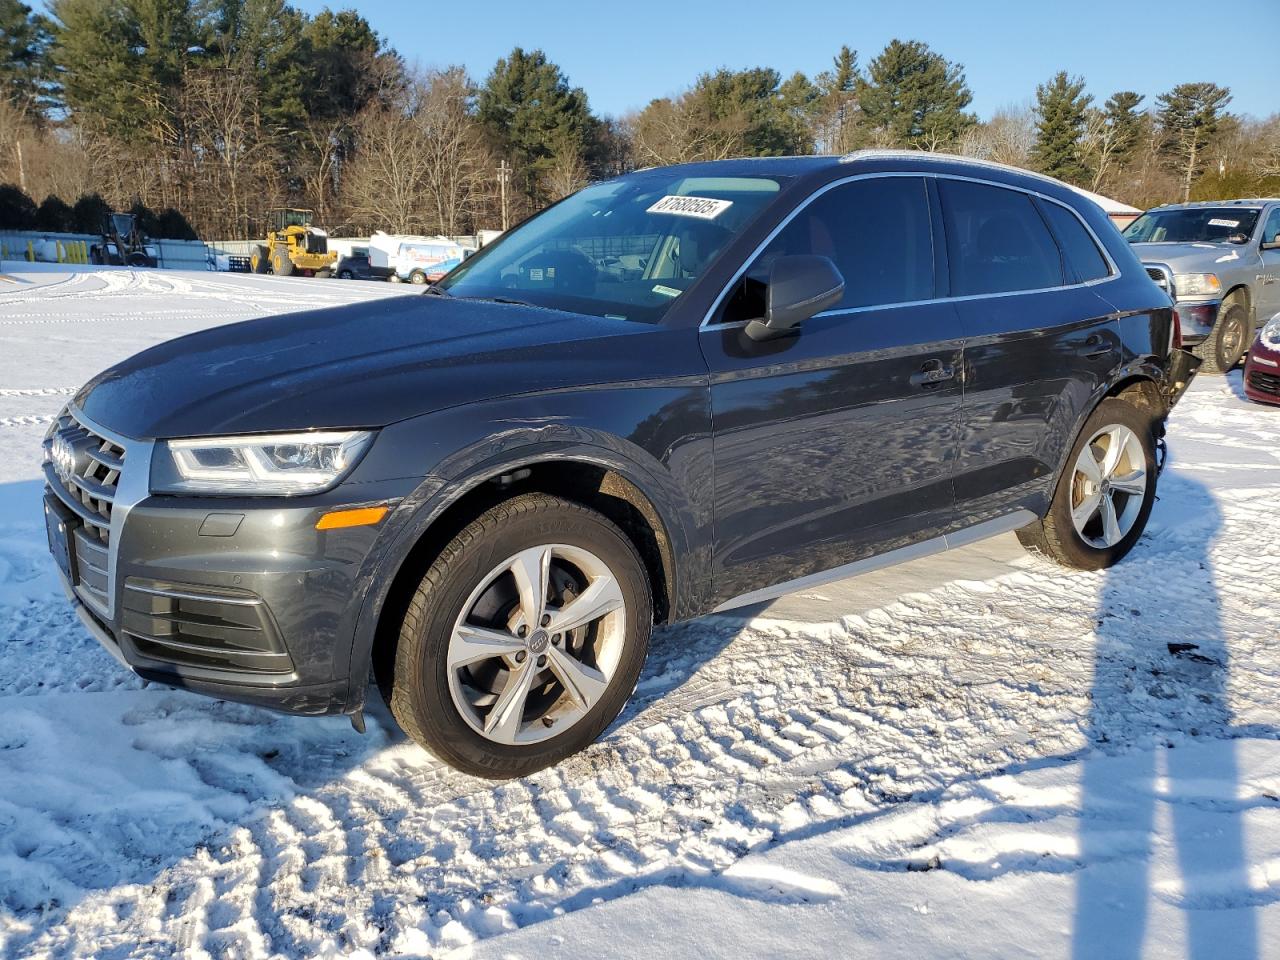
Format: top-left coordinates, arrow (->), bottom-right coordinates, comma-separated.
477,48 -> 599,208
0,0 -> 52,114
1104,91 -> 1145,163
1031,72 -> 1092,184
814,45 -> 862,152
1157,82 -> 1232,201
858,40 -> 975,150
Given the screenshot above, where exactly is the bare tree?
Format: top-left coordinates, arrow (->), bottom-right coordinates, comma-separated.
341,68 -> 491,236
414,68 -> 491,234
958,105 -> 1036,167
182,67 -> 261,238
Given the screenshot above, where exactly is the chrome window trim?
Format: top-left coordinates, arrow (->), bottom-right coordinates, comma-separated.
700,170 -> 1121,331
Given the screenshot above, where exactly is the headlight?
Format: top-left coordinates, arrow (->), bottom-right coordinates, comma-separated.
1172,273 -> 1221,298
1262,315 -> 1280,350
151,430 -> 374,496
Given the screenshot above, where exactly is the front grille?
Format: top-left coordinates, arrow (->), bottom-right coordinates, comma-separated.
1249,370 -> 1280,396
1145,264 -> 1174,298
122,579 -> 295,676
43,406 -> 139,619
44,408 -> 124,547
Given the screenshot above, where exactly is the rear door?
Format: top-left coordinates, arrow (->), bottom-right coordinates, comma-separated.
938,178 -> 1121,525
699,175 -> 964,608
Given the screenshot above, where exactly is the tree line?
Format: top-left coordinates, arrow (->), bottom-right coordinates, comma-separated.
2,0 -> 1277,241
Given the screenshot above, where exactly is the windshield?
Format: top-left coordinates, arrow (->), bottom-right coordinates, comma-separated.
437,172 -> 786,322
1123,207 -> 1260,245
278,210 -> 312,228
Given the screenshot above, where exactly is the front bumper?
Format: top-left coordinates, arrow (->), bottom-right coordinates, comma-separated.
43,407 -> 411,717
1244,338 -> 1280,406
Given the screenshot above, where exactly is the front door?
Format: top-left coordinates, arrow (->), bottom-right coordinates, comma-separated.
699,176 -> 964,608
1256,206 -> 1280,321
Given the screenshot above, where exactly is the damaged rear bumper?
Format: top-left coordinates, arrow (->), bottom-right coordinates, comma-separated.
1165,348 -> 1202,407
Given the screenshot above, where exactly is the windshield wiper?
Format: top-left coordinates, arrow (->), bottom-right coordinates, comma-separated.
423,285 -> 451,297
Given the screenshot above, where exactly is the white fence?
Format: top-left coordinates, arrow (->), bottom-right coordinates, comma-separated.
0,230 -> 214,270
1,231 -> 494,272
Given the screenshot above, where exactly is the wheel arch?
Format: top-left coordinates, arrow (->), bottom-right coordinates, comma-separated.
354,453 -> 684,708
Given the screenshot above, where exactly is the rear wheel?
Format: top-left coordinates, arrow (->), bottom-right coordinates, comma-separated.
408,270 -> 428,285
1193,297 -> 1249,374
338,270 -> 353,280
1016,398 -> 1158,570
387,494 -> 652,779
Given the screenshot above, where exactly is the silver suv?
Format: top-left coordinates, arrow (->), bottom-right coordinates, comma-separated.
1123,199 -> 1280,372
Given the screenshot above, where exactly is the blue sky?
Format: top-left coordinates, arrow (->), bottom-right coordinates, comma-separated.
293,0 -> 1277,120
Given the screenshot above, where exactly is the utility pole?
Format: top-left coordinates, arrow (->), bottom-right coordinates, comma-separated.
498,159 -> 510,231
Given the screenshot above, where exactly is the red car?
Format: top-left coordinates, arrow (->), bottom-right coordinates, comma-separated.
1244,314 -> 1280,406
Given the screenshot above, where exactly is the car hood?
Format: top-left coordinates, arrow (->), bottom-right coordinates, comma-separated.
76,294 -> 649,439
1129,241 -> 1254,274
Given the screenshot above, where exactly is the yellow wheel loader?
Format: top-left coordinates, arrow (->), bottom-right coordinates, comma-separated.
250,209 -> 338,278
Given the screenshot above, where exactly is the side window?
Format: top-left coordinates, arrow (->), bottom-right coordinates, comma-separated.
1262,207 -> 1280,247
939,180 -> 1065,296
721,177 -> 934,322
1039,200 -> 1112,283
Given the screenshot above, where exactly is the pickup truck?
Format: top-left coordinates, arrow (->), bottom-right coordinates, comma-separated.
1123,199 -> 1280,372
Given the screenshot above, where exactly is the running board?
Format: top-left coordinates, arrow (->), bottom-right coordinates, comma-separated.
711,509 -> 1037,613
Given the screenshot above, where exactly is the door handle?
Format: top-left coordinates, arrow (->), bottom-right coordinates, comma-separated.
1078,334 -> 1115,359
910,359 -> 956,388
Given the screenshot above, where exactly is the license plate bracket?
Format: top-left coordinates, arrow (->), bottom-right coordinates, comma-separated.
44,495 -> 77,585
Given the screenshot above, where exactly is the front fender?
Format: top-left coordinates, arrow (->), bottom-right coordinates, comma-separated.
340,384 -> 713,707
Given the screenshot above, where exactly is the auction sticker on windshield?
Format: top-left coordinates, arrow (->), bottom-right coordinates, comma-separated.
647,195 -> 733,220
1208,218 -> 1240,228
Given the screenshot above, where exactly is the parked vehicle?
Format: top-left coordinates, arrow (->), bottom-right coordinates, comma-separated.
367,232 -> 471,281
89,212 -> 158,268
333,251 -> 373,281
1123,199 -> 1280,373
1243,314 -> 1280,406
43,152 -> 1200,779
389,241 -> 466,285
250,208 -> 337,278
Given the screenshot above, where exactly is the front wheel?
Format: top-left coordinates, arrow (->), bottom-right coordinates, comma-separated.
408,270 -> 428,285
1016,398 -> 1158,570
387,494 -> 652,779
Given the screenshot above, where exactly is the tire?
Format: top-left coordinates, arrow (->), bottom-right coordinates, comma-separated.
271,246 -> 295,277
1192,296 -> 1249,374
388,493 -> 652,779
315,268 -> 331,279
338,270 -> 353,280
1016,397 -> 1158,570
408,270 -> 427,285
388,273 -> 403,283
251,245 -> 270,274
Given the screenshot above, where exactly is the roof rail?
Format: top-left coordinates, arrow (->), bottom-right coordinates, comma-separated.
838,149 -> 1070,189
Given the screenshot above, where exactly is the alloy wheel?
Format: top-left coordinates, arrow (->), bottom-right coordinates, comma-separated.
1069,423 -> 1148,549
446,544 -> 627,745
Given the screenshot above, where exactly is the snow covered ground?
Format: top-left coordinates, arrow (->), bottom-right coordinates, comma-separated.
0,266 -> 1278,959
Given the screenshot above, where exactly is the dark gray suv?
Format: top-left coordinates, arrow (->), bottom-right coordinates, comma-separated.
43,152 -> 1200,778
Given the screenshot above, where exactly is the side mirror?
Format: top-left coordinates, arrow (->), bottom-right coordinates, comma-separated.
745,255 -> 845,342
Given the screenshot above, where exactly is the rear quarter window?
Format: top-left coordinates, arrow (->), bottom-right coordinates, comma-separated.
1039,200 -> 1111,283
940,179 -> 1064,296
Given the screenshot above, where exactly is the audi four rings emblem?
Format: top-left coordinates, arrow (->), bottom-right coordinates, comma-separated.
50,433 -> 77,485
